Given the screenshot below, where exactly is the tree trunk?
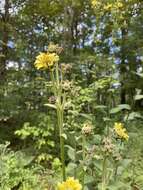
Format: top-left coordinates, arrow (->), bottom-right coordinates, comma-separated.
120,26 -> 128,104
0,0 -> 10,82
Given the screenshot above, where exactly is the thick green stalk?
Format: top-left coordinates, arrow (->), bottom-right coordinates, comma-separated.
102,156 -> 107,190
74,129 -> 77,178
57,106 -> 66,181
50,63 -> 66,181
50,71 -> 57,95
55,63 -> 66,181
82,135 -> 86,190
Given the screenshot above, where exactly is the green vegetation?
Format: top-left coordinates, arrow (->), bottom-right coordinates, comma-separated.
0,0 -> 143,189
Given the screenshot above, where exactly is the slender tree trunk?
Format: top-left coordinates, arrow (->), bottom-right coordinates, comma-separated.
63,4 -> 73,56
0,0 -> 10,82
120,26 -> 128,104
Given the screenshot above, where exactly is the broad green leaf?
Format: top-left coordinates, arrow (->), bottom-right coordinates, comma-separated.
108,181 -> 131,190
118,104 -> 131,110
110,104 -> 131,114
67,146 -> 75,161
110,107 -> 121,114
66,162 -> 77,174
93,135 -> 101,144
134,95 -> 143,100
84,175 -> 94,184
125,112 -> 143,120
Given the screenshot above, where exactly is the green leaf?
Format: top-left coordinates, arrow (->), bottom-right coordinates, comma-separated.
134,95 -> 143,100
93,135 -> 101,144
118,104 -> 131,110
94,105 -> 107,109
110,107 -> 121,114
103,117 -> 111,121
84,175 -> 94,184
66,162 -> 77,174
67,146 -> 75,161
15,151 -> 34,167
108,181 -> 131,190
60,133 -> 67,140
44,103 -> 56,109
110,104 -> 131,114
126,112 -> 143,120
79,113 -> 92,120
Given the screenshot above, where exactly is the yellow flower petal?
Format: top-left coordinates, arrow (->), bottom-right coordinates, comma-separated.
57,177 -> 82,190
34,52 -> 59,70
114,122 -> 129,141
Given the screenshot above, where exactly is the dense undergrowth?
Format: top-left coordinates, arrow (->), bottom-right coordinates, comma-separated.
0,0 -> 143,189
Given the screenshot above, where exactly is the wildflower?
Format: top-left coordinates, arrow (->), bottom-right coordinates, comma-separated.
61,63 -> 72,73
48,42 -> 63,54
102,137 -> 115,154
48,95 -> 56,104
114,122 -> 129,141
34,52 -> 59,70
57,177 -> 82,190
48,42 -> 58,52
116,2 -> 123,9
91,0 -> 98,7
62,80 -> 72,91
82,122 -> 93,136
104,3 -> 113,11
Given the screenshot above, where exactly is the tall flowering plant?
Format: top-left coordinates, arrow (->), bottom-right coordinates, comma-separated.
34,43 -> 66,180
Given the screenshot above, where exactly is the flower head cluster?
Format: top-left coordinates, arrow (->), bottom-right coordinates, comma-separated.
61,63 -> 72,73
102,137 -> 115,155
34,52 -> 59,70
82,122 -> 93,136
57,177 -> 82,190
48,42 -> 63,54
114,122 -> 129,141
62,80 -> 72,91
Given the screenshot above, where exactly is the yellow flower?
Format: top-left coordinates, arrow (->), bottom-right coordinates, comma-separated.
114,122 -> 129,141
34,52 -> 59,70
91,0 -> 100,8
57,177 -> 82,190
117,2 -> 123,8
91,0 -> 98,6
104,3 -> 113,11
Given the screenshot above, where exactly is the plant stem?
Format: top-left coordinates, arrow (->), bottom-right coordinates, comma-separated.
74,129 -> 77,178
55,63 -> 66,181
50,71 -> 57,95
82,135 -> 86,190
57,106 -> 66,181
102,156 -> 107,190
114,163 -> 118,181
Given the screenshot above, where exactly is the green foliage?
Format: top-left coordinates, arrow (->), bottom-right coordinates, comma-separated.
15,113 -> 55,164
0,142 -> 45,190
0,0 -> 143,189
